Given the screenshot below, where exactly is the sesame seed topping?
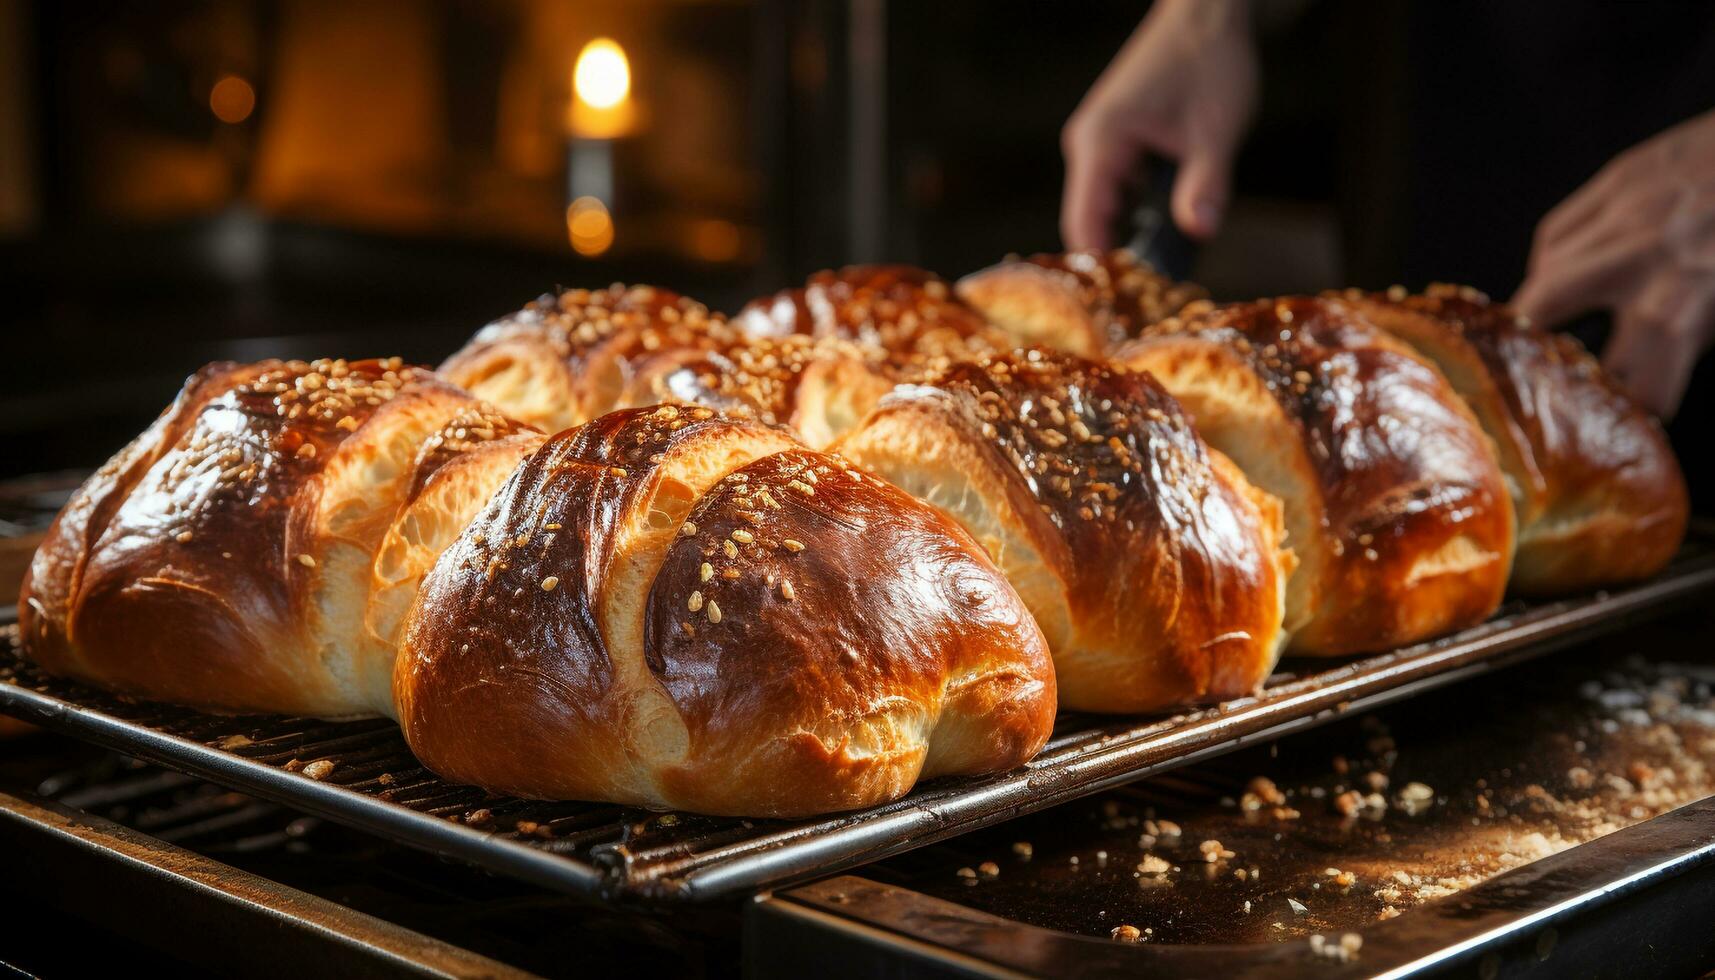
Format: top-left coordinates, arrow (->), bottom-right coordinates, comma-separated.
688,590 -> 704,612
540,576 -> 559,591
174,530 -> 194,543
700,562 -> 714,582
788,479 -> 814,495
706,600 -> 722,624
783,538 -> 805,552
335,415 -> 358,432
780,580 -> 796,601
731,529 -> 755,544
296,554 -> 317,568
723,540 -> 739,559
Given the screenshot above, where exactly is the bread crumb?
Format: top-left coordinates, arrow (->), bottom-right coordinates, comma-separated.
1137,854 -> 1171,875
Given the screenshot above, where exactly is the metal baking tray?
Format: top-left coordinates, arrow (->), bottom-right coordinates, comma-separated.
751,798 -> 1715,978
2,528 -> 1712,904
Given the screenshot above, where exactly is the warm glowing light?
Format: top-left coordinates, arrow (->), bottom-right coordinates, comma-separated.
209,75 -> 256,124
689,219 -> 742,263
574,39 -> 630,111
567,196 -> 614,256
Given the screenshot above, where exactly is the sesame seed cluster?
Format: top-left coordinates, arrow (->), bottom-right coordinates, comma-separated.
453,404 -> 731,593
1148,298 -> 1355,438
158,357 -> 421,507
461,284 -> 728,379
660,333 -> 891,424
407,400 -> 535,500
740,266 -> 1004,356
234,356 -> 418,431
416,401 -> 530,468
1018,248 -> 1208,344
926,350 -> 1206,530
666,448 -> 863,639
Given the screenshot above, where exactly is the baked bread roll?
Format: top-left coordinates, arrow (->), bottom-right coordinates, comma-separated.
957,249 -> 1206,356
618,333 -> 903,450
439,284 -> 725,433
736,265 -> 1006,356
1118,298 -> 1516,656
836,351 -> 1291,711
1332,285 -> 1688,595
394,405 -> 1056,816
19,358 -> 525,717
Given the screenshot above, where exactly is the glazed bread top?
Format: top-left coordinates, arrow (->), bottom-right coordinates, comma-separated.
394,405 -> 1056,815
736,265 -> 1006,356
20,358 -> 500,716
837,350 -> 1291,711
440,284 -> 727,433
1119,297 -> 1515,654
1335,285 -> 1688,593
958,249 -> 1207,355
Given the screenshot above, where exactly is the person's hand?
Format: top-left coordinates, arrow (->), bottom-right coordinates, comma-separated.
1060,0 -> 1257,249
1514,109 -> 1715,419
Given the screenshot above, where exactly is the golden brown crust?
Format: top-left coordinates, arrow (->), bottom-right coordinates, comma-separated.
618,333 -> 910,450
19,358 -> 497,716
1119,298 -> 1515,656
394,406 -> 1055,816
838,350 -> 1290,712
957,249 -> 1207,356
736,265 -> 1007,357
439,284 -> 728,432
1333,285 -> 1688,595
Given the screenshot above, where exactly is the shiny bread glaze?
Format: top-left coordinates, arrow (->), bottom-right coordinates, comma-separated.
1123,297 -> 1515,655
841,349 -> 1290,711
1336,284 -> 1688,594
958,248 -> 1207,354
735,264 -> 1005,356
394,405 -> 1055,816
21,358 -> 479,715
439,284 -> 731,431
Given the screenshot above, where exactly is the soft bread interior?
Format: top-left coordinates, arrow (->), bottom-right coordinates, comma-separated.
1121,344 -> 1323,634
792,359 -> 897,450
957,265 -> 1101,356
308,389 -> 476,716
837,402 -> 1073,654
600,423 -> 802,783
369,433 -> 545,718
441,341 -> 582,433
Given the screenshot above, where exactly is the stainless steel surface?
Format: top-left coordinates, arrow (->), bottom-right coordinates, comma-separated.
2,535 -> 1712,904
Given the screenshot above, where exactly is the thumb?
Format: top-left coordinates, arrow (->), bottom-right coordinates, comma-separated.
1171,130 -> 1237,241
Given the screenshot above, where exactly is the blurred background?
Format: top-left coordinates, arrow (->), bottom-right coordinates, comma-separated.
0,0 -> 1709,492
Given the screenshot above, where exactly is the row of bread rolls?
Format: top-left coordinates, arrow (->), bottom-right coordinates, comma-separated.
20,358 -> 1055,816
442,253 -> 1686,681
18,251 -> 1687,818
